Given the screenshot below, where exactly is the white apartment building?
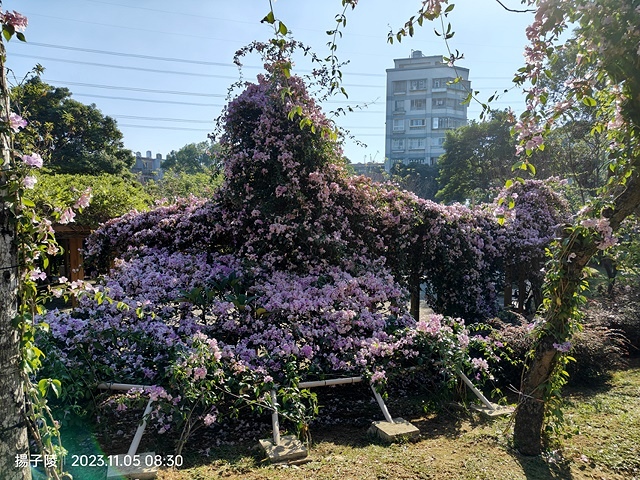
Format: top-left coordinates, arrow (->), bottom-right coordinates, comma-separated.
384,51 -> 470,172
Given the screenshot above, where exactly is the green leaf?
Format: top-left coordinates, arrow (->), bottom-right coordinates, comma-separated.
261,11 -> 276,24
444,4 -> 455,13
278,21 -> 288,35
3,25 -> 13,41
21,198 -> 36,207
505,179 -> 513,189
51,379 -> 62,398
527,162 -> 537,175
582,96 -> 597,107
38,379 -> 48,398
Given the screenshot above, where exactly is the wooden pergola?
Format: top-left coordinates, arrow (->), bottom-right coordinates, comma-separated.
52,224 -> 94,281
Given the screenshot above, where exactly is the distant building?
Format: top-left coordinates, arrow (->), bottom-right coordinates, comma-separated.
132,150 -> 164,182
384,51 -> 470,172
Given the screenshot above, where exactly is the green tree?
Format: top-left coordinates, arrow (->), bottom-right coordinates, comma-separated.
29,173 -> 154,229
145,170 -> 223,200
11,77 -> 134,176
391,162 -> 439,200
161,141 -> 221,174
542,121 -> 609,204
436,110 -> 518,204
533,44 -> 610,204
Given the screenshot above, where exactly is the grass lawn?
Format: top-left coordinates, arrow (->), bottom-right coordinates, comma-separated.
153,359 -> 640,480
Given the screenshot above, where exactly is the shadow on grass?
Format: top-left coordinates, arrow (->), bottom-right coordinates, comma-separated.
176,442 -> 267,476
512,451 -> 574,480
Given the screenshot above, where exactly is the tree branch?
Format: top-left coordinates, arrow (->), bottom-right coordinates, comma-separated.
494,0 -> 536,13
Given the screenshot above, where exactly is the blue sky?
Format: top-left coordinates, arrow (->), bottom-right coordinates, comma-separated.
4,0 -> 534,164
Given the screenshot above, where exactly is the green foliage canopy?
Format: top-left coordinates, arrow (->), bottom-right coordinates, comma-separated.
161,141 -> 221,174
11,77 -> 135,176
28,173 -> 153,228
145,170 -> 223,200
436,110 -> 518,204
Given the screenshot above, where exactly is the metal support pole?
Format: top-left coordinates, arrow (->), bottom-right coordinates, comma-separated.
370,384 -> 394,424
458,371 -> 495,410
97,382 -> 145,391
128,398 -> 154,456
96,382 -> 155,456
299,376 -> 362,389
270,390 -> 281,446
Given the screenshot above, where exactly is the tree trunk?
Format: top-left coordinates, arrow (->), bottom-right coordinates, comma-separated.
513,166 -> 640,455
517,269 -> 526,314
504,265 -> 512,309
0,38 -> 31,479
409,269 -> 420,322
513,251 -> 595,455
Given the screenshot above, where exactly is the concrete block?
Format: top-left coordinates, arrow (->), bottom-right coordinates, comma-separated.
106,452 -> 157,479
258,434 -> 308,463
470,403 -> 515,417
368,418 -> 420,443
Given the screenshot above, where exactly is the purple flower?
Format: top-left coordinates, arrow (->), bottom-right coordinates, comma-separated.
1,10 -> 28,31
300,345 -> 313,358
193,367 -> 207,380
58,207 -> 76,224
9,112 -> 27,132
21,153 -> 43,168
370,369 -> 386,385
203,413 -> 217,426
553,341 -> 571,353
22,175 -> 37,189
29,268 -> 46,281
74,189 -> 92,209
471,357 -> 489,373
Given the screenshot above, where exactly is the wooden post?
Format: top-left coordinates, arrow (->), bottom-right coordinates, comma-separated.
68,236 -> 84,281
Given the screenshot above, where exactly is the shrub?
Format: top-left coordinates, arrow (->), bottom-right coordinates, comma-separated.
491,316 -> 628,389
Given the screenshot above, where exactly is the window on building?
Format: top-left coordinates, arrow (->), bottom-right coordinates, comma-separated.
409,79 -> 427,90
392,119 -> 404,132
432,117 -> 464,130
408,138 -> 425,150
432,98 -> 446,108
394,100 -> 405,112
432,79 -> 441,89
391,139 -> 405,151
393,81 -> 406,94
410,99 -> 426,110
430,156 -> 440,166
409,118 -> 426,129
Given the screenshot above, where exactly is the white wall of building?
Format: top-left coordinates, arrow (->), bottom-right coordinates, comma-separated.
384,51 -> 470,172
